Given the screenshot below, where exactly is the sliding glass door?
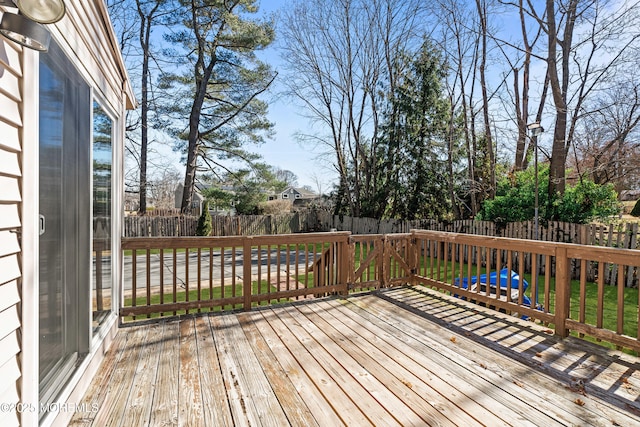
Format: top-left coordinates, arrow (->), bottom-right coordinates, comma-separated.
39,40 -> 91,410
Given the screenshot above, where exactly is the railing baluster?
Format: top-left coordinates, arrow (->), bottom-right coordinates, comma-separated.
617,265 -> 625,339
277,245 -> 282,299
231,246 -> 237,310
159,248 -> 164,317
172,249 -> 177,316
579,259 -> 587,337
466,244 -> 472,292
243,238 -> 252,311
295,245 -> 300,299
597,262 -> 605,333
197,247 -> 202,314
286,244 -> 291,293
517,250 -> 523,306
267,245 -> 272,301
146,249 -> 151,318
303,243 -> 309,290
257,244 -> 262,302
507,250 -> 516,301
132,249 -> 137,321
209,245 -> 213,312
185,247 -> 189,315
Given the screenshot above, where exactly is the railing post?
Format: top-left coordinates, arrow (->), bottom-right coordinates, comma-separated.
382,235 -> 390,288
243,236 -> 253,311
409,231 -> 418,286
554,246 -> 571,338
342,234 -> 353,296
339,235 -> 350,296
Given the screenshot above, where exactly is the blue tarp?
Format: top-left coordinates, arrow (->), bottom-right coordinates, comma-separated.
454,268 -> 532,308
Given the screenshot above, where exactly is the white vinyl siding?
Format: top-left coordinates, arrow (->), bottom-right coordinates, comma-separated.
49,1 -> 134,113
0,204 -> 20,230
0,33 -> 23,427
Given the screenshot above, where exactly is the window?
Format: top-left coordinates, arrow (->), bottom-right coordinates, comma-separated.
282,193 -> 289,199
295,194 -> 301,199
92,101 -> 113,334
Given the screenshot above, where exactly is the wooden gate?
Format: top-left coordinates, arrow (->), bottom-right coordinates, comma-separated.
348,234 -> 414,292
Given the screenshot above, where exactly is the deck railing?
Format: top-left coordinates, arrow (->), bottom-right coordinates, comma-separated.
121,232 -> 351,319
120,230 -> 640,352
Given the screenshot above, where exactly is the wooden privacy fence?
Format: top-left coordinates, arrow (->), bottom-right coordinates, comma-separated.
123,213 -> 312,237
124,215 -> 198,237
314,210 -> 640,247
123,210 -> 640,252
121,230 -> 640,352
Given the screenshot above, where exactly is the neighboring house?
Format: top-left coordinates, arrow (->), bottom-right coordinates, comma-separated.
269,186 -> 319,202
0,2 -> 135,426
620,189 -> 640,201
175,182 -> 238,216
124,190 -> 141,213
174,182 -> 205,216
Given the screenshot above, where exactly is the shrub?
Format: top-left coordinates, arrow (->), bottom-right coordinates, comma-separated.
478,166 -> 548,223
196,201 -> 212,236
478,166 -> 620,224
555,180 -> 620,223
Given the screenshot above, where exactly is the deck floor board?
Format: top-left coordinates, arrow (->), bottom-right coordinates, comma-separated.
149,321 -> 179,427
71,286 -> 640,426
194,316 -> 233,427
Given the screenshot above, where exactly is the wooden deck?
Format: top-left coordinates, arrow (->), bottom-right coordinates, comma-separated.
70,285 -> 640,426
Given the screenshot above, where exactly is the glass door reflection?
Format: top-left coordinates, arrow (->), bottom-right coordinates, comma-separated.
93,101 -> 113,333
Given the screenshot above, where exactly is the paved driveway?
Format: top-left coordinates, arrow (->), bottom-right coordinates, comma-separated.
122,248 -> 318,292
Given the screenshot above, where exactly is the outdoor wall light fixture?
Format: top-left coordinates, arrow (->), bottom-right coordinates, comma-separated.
527,121 -> 544,138
0,0 -> 66,52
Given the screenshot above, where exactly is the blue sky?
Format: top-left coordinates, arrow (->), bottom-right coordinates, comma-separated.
255,0 -> 337,191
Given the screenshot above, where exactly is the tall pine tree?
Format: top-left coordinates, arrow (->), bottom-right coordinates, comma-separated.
162,0 -> 276,214
374,39 -> 455,220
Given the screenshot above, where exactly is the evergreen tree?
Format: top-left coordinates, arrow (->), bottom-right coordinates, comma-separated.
196,201 -> 212,236
372,39 -> 455,220
631,199 -> 640,217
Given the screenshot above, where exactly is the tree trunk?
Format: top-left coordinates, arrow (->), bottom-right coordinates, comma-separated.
136,3 -> 158,214
475,0 -> 495,198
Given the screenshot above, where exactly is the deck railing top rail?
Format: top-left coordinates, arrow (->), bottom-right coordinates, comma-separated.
412,229 -> 640,263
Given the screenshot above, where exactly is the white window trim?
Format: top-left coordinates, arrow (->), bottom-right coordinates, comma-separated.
21,48 -> 40,427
